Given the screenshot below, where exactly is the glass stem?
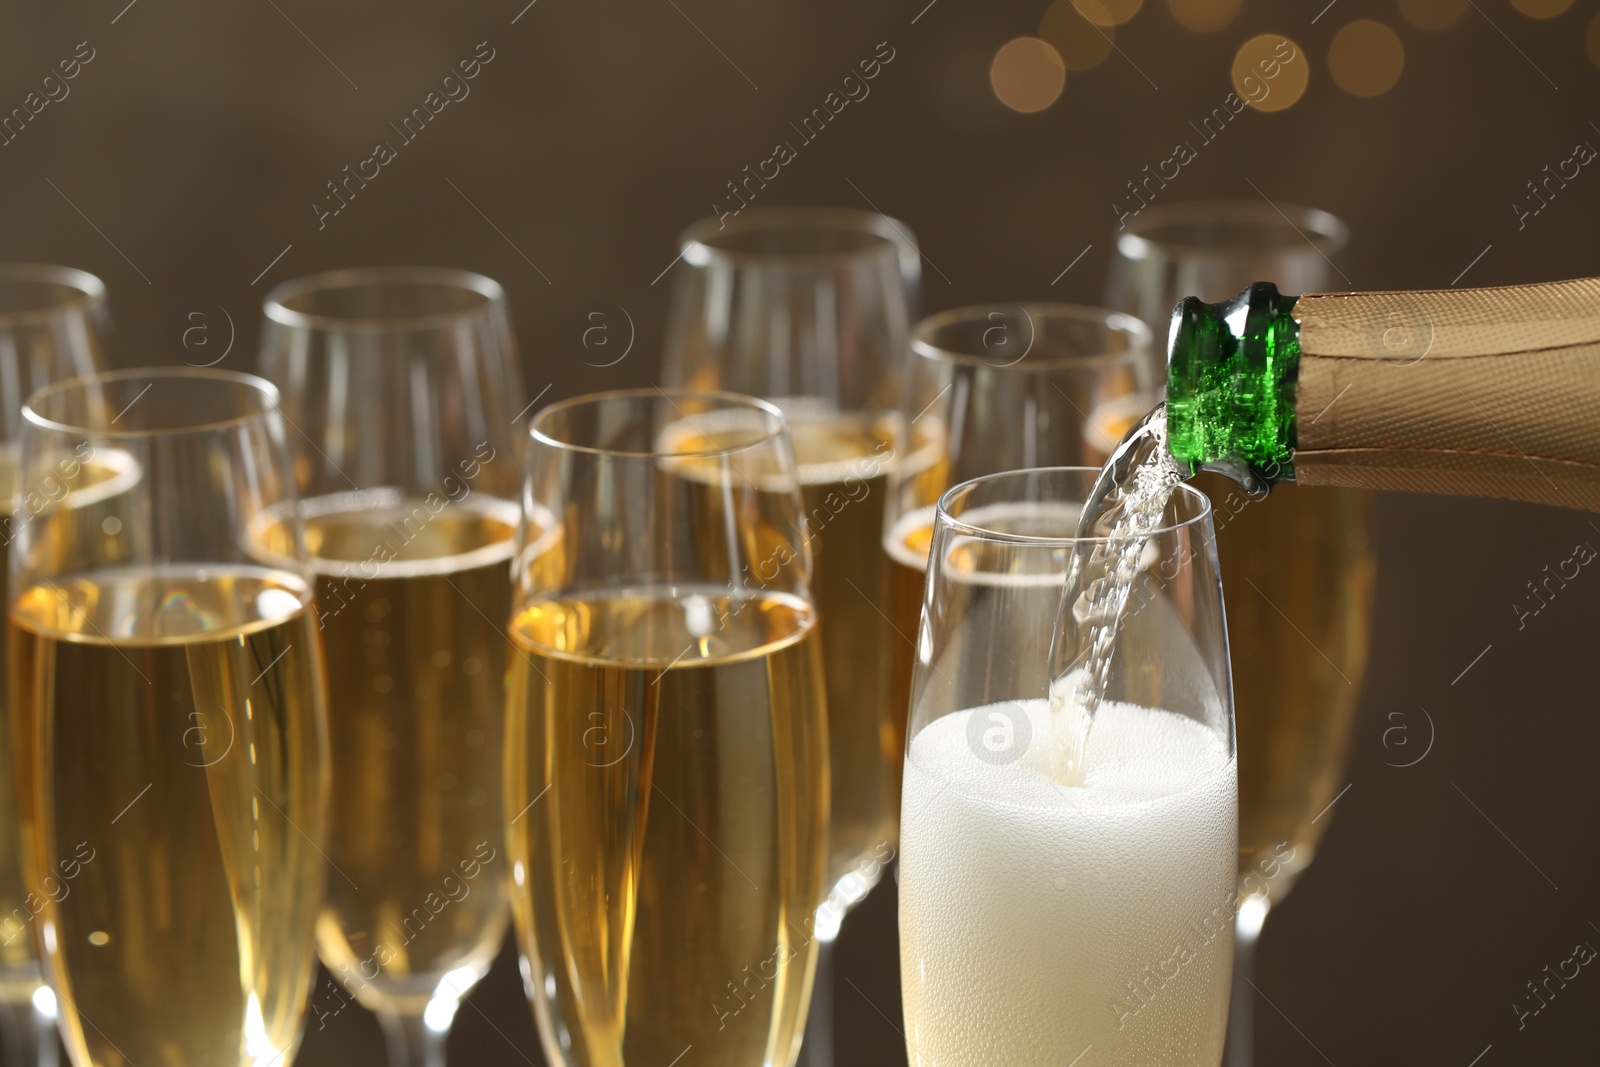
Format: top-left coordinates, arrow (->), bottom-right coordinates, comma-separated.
797,939 -> 834,1067
1224,898 -> 1269,1067
377,1010 -> 447,1067
0,994 -> 60,1067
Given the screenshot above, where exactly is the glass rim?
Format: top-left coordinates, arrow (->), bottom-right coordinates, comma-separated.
262,265 -> 506,332
0,263 -> 107,326
529,387 -> 790,460
1115,200 -> 1349,263
935,466 -> 1213,546
679,206 -> 913,269
22,366 -> 283,440
911,303 -> 1152,371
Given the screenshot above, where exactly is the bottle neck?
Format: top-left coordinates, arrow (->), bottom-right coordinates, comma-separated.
1165,282 -> 1300,492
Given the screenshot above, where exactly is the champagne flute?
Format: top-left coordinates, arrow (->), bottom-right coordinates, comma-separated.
505,388 -> 829,1067
9,368 -> 329,1067
0,266 -> 108,1067
662,207 -> 915,1066
1105,201 -> 1375,1067
899,467 -> 1236,1065
259,267 -> 526,1067
663,203 -> 915,907
883,303 -> 1149,755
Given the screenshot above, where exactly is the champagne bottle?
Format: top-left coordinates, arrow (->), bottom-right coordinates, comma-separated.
1165,276 -> 1600,511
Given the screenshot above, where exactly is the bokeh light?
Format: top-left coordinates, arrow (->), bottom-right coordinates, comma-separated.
1510,0 -> 1574,18
1329,20 -> 1405,98
1587,9 -> 1600,69
1040,0 -> 1115,71
1166,0 -> 1242,34
1077,0 -> 1144,27
1397,0 -> 1469,31
1231,34 -> 1309,112
990,37 -> 1067,113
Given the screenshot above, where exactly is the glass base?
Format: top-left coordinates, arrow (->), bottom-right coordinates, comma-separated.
377,1009 -> 448,1067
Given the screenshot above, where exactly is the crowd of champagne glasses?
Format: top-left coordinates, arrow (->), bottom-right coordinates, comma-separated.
0,200 -> 1369,1067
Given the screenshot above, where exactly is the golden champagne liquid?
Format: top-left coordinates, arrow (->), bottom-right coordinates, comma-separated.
789,414 -> 899,896
505,588 -> 828,1067
9,566 -> 327,1067
1207,479 -> 1374,898
883,507 -> 936,779
259,491 -> 520,1013
1087,402 -> 1375,900
0,450 -> 29,1001
0,446 -> 144,1002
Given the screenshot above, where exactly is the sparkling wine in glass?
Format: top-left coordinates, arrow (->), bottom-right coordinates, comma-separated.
259,267 -> 527,1067
9,368 -> 329,1067
882,303 -> 1148,761
899,467 -> 1236,1066
663,204 -> 918,914
0,265 -> 108,1067
1105,201 -> 1374,1067
662,207 -> 918,1066
505,389 -> 828,1067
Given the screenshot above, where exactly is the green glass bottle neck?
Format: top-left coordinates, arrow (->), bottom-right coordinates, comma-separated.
1165,281 -> 1300,490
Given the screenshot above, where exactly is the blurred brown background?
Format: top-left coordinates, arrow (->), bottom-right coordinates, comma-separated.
3,0 -> 1599,1063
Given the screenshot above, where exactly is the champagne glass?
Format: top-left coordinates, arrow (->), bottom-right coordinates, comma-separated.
1106,201 -> 1347,388
662,207 -> 915,1066
9,368 -> 329,1067
883,303 -> 1149,754
898,467 -> 1236,1065
1105,201 -> 1375,1067
0,266 -> 108,1067
259,267 -> 526,1067
505,388 -> 828,1067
